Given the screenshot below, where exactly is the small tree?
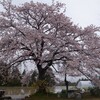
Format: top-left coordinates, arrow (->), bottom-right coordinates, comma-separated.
0,61 -> 11,86
29,70 -> 38,86
45,68 -> 56,87
21,70 -> 33,86
7,67 -> 22,86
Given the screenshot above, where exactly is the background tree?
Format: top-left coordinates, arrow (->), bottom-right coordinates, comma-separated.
29,70 -> 38,86
0,61 -> 22,86
21,70 -> 33,86
0,0 -> 100,92
0,61 -> 10,86
45,68 -> 56,87
7,67 -> 22,86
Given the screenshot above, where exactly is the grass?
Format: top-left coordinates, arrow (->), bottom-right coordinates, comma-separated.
26,96 -> 100,100
25,92 -> 100,100
25,92 -> 71,100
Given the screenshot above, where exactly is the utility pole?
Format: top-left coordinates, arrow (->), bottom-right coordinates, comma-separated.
64,73 -> 69,98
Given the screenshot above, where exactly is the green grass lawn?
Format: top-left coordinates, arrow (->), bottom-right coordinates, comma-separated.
25,93 -> 71,100
25,93 -> 100,100
26,97 -> 100,100
26,96 -> 100,100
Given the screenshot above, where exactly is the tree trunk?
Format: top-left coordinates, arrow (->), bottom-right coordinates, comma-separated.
37,66 -> 47,93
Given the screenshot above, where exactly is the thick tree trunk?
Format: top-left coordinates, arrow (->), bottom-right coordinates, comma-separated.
37,66 -> 47,93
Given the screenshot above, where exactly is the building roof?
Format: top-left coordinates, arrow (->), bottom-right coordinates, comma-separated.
77,80 -> 94,89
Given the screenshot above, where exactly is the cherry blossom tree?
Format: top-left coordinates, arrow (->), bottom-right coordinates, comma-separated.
0,0 -> 100,92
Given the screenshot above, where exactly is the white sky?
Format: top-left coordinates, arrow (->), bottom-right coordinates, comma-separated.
11,0 -> 100,28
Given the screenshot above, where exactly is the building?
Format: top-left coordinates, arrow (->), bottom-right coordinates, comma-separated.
76,80 -> 94,89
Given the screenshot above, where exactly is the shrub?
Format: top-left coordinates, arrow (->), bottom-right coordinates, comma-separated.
89,87 -> 100,97
57,90 -> 67,98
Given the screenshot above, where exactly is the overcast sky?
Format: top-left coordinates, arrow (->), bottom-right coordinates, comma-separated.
11,0 -> 100,28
